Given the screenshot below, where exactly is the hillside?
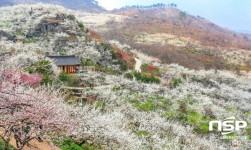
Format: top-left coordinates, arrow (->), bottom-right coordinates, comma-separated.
112,8 -> 251,49
91,7 -> 251,71
0,4 -> 251,150
0,0 -> 106,12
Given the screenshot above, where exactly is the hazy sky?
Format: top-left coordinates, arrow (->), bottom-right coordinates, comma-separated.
97,0 -> 251,32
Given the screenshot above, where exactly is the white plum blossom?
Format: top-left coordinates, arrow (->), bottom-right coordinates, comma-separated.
0,3 -> 250,150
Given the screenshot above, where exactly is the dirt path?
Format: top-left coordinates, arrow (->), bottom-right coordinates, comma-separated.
135,58 -> 142,72
0,129 -> 61,150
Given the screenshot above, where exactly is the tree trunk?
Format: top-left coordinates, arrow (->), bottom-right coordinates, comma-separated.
3,139 -> 10,150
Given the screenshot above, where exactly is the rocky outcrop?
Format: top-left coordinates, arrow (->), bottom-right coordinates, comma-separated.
0,30 -> 15,41
28,20 -> 61,37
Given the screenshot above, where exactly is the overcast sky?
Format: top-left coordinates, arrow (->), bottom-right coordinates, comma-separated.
97,0 -> 251,32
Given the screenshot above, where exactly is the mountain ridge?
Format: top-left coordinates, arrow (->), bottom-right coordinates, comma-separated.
0,0 -> 106,12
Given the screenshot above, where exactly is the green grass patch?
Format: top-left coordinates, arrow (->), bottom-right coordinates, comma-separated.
24,38 -> 37,43
161,96 -> 215,134
12,31 -> 25,36
184,48 -> 199,53
0,139 -> 16,150
184,111 -> 211,134
162,107 -> 212,134
130,97 -> 170,111
124,72 -> 160,84
134,99 -> 157,111
245,124 -> 251,140
136,130 -> 150,136
161,108 -> 178,118
95,102 -> 105,109
55,137 -> 96,150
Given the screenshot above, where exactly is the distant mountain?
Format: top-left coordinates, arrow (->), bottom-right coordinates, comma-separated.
108,8 -> 251,49
0,0 -> 106,12
236,30 -> 251,34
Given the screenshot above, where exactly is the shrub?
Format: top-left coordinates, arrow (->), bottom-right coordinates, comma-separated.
59,50 -> 67,55
33,60 -> 53,75
139,74 -> 160,84
67,14 -> 76,21
59,72 -> 81,86
81,59 -> 95,66
110,50 -> 128,71
243,36 -> 249,41
111,50 -> 117,60
124,72 -> 134,79
41,74 -> 53,85
179,11 -> 186,20
116,53 -> 123,59
170,78 -> 182,88
59,71 -> 70,82
148,66 -> 155,71
141,64 -> 161,76
99,43 -> 110,51
77,21 -> 84,28
68,75 -> 82,87
118,60 -> 128,71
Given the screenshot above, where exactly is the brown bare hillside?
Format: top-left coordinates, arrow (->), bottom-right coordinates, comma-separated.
100,8 -> 251,71
88,28 -> 105,42
109,8 -> 251,49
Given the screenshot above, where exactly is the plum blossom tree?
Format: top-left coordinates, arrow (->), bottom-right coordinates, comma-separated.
19,73 -> 43,88
0,65 -> 75,150
2,70 -> 43,88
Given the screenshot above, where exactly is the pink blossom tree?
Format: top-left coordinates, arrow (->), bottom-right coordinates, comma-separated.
19,73 -> 43,87
0,67 -> 75,150
2,70 -> 43,87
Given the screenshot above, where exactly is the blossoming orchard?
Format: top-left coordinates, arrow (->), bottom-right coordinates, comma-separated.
0,62 -> 76,149
0,3 -> 250,150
